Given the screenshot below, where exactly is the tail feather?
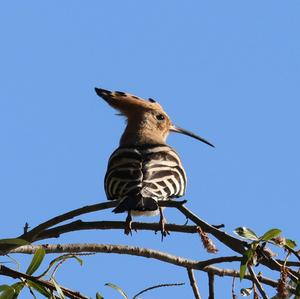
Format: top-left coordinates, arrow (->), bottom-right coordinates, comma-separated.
113,195 -> 158,213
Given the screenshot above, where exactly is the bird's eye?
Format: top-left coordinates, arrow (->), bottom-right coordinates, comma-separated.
156,114 -> 165,121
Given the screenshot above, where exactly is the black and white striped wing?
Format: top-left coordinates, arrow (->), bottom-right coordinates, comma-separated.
141,146 -> 187,200
105,145 -> 187,203
104,148 -> 143,200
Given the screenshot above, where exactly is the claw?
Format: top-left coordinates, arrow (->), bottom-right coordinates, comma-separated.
159,207 -> 170,241
124,211 -> 132,236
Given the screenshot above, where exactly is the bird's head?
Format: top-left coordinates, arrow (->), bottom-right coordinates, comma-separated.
95,87 -> 214,148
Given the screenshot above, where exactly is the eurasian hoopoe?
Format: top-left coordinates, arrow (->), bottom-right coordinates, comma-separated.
95,87 -> 214,237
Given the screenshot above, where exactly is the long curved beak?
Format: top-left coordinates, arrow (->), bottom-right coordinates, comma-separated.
170,124 -> 214,147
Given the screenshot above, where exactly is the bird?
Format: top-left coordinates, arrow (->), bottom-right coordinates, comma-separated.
95,87 -> 214,238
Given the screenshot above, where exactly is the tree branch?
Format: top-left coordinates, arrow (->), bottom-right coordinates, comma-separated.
20,201 -> 118,241
172,204 -> 247,254
18,199 -> 247,257
187,268 -> 201,299
1,199 -> 298,297
34,220 -> 198,241
10,243 -> 295,293
208,273 -> 215,299
11,243 -> 241,269
132,282 -> 185,299
248,266 -> 269,299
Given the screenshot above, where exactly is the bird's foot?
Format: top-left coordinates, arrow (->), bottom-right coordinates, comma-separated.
124,212 -> 132,236
159,207 -> 170,241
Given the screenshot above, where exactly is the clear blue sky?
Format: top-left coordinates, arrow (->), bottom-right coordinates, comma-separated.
1,1 -> 300,298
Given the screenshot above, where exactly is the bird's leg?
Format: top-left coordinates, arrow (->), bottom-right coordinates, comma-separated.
159,207 -> 170,241
124,210 -> 132,236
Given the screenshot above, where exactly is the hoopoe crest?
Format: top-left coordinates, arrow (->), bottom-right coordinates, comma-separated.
95,87 -> 214,237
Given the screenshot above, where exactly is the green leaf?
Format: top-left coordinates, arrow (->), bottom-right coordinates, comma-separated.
27,281 -> 52,297
240,287 -> 253,296
0,238 -> 30,246
260,229 -> 282,241
51,277 -> 65,299
285,239 -> 297,249
96,292 -> 104,299
38,253 -> 83,278
234,227 -> 259,241
51,254 -> 83,277
26,246 -> 46,275
0,285 -> 15,299
105,283 -> 128,299
11,282 -> 25,296
0,285 -> 13,292
296,279 -> 300,296
240,263 -> 247,281
0,290 -> 15,299
71,255 -> 83,266
240,249 -> 254,280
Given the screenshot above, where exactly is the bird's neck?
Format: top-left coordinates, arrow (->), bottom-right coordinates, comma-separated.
119,125 -> 167,147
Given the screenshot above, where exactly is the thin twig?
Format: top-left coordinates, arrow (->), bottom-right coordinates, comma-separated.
132,282 -> 185,299
23,222 -> 30,234
21,201 -> 118,241
231,277 -> 237,299
187,268 -> 201,299
286,247 -> 300,262
172,204 -> 247,254
248,266 -> 269,299
208,273 -> 214,299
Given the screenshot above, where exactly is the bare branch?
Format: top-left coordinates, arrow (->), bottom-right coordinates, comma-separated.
10,243 -> 294,293
34,220 -> 198,241
1,199 -> 298,297
164,202 -> 247,254
17,199 -> 248,257
163,202 -> 300,279
132,282 -> 185,299
208,273 -> 215,299
11,243 -> 241,269
20,201 -> 118,241
187,268 -> 201,299
231,277 -> 237,299
248,266 -> 269,299
12,199 -> 298,277
289,247 -> 300,262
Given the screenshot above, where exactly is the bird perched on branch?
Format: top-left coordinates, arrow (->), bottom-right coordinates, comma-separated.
95,87 -> 214,238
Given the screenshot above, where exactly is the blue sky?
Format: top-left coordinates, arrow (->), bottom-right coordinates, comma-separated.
1,1 -> 300,298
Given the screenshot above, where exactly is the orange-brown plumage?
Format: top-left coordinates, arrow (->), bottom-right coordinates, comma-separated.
95,88 -> 213,148
95,87 -> 213,237
95,88 -> 172,146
